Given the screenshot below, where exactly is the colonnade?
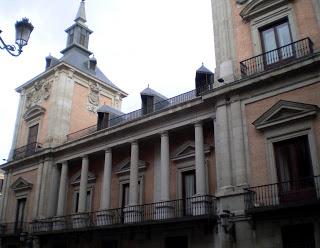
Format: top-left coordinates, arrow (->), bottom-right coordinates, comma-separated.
53,122 -> 207,216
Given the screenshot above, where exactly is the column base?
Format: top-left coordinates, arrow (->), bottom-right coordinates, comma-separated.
52,216 -> 67,231
191,195 -> 213,216
123,205 -> 142,223
96,210 -> 114,226
154,201 -> 175,220
72,213 -> 89,229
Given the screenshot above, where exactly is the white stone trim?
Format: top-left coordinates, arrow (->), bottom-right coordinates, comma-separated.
118,175 -> 144,207
264,120 -> 319,183
249,3 -> 298,56
72,184 -> 94,213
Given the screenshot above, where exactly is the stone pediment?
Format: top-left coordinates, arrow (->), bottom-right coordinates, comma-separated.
71,170 -> 96,185
11,177 -> 33,192
23,105 -> 46,121
115,158 -> 147,176
240,0 -> 291,21
253,100 -> 319,130
171,141 -> 212,161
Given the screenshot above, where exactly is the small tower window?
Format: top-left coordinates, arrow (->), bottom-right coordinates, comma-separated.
68,29 -> 74,46
79,28 -> 87,46
97,112 -> 109,130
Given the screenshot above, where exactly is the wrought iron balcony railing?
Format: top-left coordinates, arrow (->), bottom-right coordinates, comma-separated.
244,175 -> 320,212
240,38 -> 314,78
0,222 -> 29,236
67,85 -> 214,142
31,195 -> 216,234
13,142 -> 43,160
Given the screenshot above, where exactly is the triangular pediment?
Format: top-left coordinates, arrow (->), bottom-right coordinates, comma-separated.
171,141 -> 212,161
11,177 -> 33,192
71,170 -> 96,185
115,158 -> 147,176
23,105 -> 46,121
253,100 -> 319,130
240,0 -> 291,21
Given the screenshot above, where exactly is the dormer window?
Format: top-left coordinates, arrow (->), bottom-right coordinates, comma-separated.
142,95 -> 154,115
97,112 -> 109,130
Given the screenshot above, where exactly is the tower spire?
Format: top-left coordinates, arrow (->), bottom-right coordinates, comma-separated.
75,0 -> 87,24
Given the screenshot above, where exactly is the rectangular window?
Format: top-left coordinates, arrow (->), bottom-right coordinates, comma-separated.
282,224 -> 315,248
15,198 -> 26,232
260,20 -> 293,65
26,123 -> 39,156
182,170 -> 196,215
79,28 -> 86,46
274,135 -> 316,203
73,190 -> 91,213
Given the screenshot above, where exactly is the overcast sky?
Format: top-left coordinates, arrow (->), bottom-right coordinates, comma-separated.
0,0 -> 215,163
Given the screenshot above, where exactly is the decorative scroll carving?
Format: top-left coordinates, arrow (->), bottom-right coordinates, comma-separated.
25,80 -> 52,109
87,81 -> 100,112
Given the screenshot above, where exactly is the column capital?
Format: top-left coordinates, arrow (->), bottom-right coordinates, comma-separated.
105,147 -> 112,153
61,161 -> 68,166
82,154 -> 89,160
161,131 -> 169,137
194,121 -> 203,127
131,140 -> 138,145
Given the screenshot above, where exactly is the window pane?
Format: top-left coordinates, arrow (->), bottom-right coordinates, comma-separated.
277,23 -> 293,58
262,28 -> 279,64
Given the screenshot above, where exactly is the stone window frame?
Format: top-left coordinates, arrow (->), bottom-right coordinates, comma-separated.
171,141 -> 211,199
70,171 -> 96,213
22,105 -> 46,146
249,3 -> 299,56
118,175 -> 144,208
264,120 -> 319,184
11,177 -> 33,223
115,158 -> 147,207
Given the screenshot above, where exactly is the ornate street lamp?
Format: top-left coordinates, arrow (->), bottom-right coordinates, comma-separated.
0,18 -> 34,57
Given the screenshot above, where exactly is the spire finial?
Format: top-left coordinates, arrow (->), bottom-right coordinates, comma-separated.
75,0 -> 87,24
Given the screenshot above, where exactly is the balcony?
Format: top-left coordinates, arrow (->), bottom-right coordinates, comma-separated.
244,176 -> 320,214
240,38 -> 314,78
30,195 -> 216,235
67,85 -> 214,142
0,222 -> 29,236
13,142 -> 43,160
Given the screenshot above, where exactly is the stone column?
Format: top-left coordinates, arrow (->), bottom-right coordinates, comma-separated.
124,141 -> 141,223
47,164 -> 60,217
100,148 -> 112,210
129,141 -> 139,206
97,148 -> 113,226
192,122 -> 209,216
78,155 -> 89,213
195,122 -> 206,195
160,132 -> 170,201
56,162 -> 68,216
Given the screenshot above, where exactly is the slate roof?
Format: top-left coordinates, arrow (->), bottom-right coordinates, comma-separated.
140,87 -> 168,100
97,105 -> 124,116
196,64 -> 214,74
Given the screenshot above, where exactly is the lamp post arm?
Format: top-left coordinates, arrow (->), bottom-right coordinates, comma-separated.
0,30 -> 22,57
